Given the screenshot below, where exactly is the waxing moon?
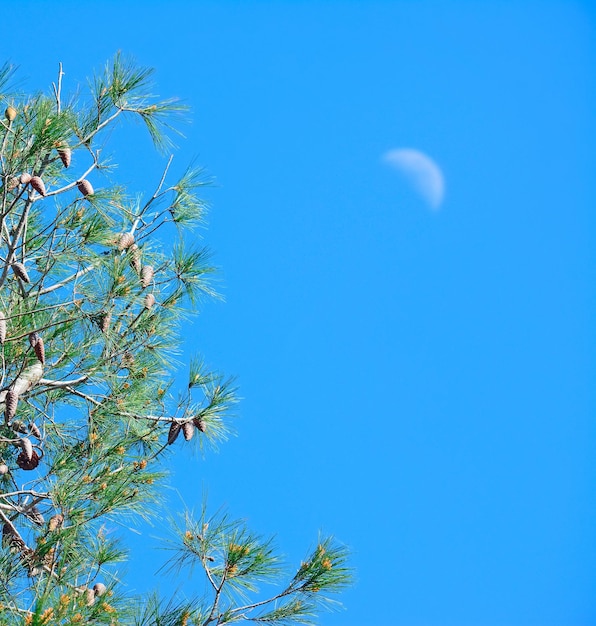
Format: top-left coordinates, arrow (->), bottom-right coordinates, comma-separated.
383,148 -> 445,210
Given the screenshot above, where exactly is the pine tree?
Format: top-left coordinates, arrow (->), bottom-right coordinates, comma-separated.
0,55 -> 350,625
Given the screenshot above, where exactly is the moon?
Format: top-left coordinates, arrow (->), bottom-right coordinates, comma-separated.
383,148 -> 445,210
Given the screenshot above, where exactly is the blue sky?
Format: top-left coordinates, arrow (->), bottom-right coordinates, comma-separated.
4,1 -> 595,624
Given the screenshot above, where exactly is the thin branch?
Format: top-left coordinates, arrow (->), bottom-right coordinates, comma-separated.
38,264 -> 95,295
131,154 -> 174,236
38,375 -> 89,388
52,62 -> 64,114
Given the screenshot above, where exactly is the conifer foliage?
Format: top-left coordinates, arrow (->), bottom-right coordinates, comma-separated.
0,55 -> 350,625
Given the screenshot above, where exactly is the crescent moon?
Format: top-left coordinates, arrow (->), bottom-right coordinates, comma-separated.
383,148 -> 445,210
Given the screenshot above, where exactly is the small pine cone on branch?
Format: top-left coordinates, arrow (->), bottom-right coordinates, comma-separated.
42,546 -> 56,569
16,449 -> 39,470
2,522 -> 24,551
121,352 -> 135,369
144,293 -> 156,309
0,310 -> 6,344
5,389 -> 19,422
29,333 -> 45,365
167,422 -> 182,445
193,416 -> 207,433
77,179 -> 94,197
20,438 -> 33,462
30,176 -> 47,197
5,106 -> 17,122
11,262 -> 30,283
56,144 -> 71,168
93,583 -> 107,597
182,421 -> 195,441
117,232 -> 135,251
96,311 -> 111,333
29,422 -> 42,439
0,463 -> 8,475
84,588 -> 96,607
140,265 -> 154,288
129,244 -> 142,274
11,420 -> 27,434
48,514 -> 64,532
19,172 -> 32,185
7,177 -> 18,190
24,505 -> 44,526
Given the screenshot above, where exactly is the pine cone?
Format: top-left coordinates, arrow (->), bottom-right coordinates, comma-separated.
144,293 -> 156,309
140,265 -> 154,288
2,522 -> 24,550
93,582 -> 107,597
4,106 -> 16,122
0,310 -> 6,344
182,421 -> 195,441
57,146 -> 71,168
129,244 -> 142,274
7,177 -> 18,190
24,505 -> 44,526
48,514 -> 64,532
0,463 -> 8,475
77,179 -> 94,197
30,176 -> 47,197
117,232 -> 134,251
97,311 -> 111,333
43,546 -> 56,568
84,588 -> 96,607
20,438 -> 33,462
29,334 -> 45,365
29,423 -> 42,439
193,416 -> 207,433
121,352 -> 135,369
5,389 -> 19,421
16,449 -> 39,470
11,420 -> 27,434
11,262 -> 30,283
19,172 -> 32,185
167,422 -> 181,445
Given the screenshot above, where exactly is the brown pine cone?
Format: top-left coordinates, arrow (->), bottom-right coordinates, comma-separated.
11,262 -> 30,283
5,106 -> 16,122
193,416 -> 207,433
129,244 -> 142,274
117,232 -> 134,250
167,422 -> 182,445
93,582 -> 107,597
57,146 -> 71,168
48,514 -> 64,532
33,337 -> 45,365
20,438 -> 33,462
140,265 -> 154,288
24,505 -> 44,526
16,449 -> 39,470
84,588 -> 96,606
77,179 -> 94,197
2,522 -> 24,550
11,420 -> 27,434
182,421 -> 195,441
5,389 -> 19,421
144,293 -> 156,309
30,176 -> 47,197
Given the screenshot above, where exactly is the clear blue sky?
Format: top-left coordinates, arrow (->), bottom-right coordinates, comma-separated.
5,2 -> 595,624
